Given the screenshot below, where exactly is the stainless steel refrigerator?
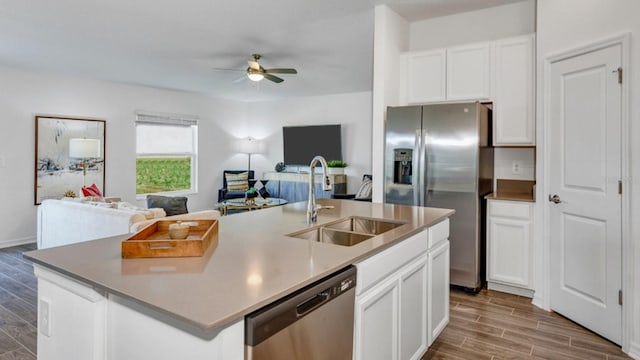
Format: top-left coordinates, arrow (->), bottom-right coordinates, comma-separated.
384,102 -> 493,291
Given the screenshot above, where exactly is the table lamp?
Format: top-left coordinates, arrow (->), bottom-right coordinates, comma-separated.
69,138 -> 101,187
237,137 -> 261,173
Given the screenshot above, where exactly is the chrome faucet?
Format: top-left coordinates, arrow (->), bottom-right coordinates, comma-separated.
307,155 -> 332,225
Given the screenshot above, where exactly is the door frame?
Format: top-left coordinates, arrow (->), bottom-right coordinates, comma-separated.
537,33 -> 630,350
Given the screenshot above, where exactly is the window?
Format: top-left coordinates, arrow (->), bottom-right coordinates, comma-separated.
135,113 -> 198,196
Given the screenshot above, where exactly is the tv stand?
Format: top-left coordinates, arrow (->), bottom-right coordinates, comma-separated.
263,172 -> 347,203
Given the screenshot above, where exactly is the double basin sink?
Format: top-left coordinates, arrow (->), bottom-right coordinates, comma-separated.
286,216 -> 406,247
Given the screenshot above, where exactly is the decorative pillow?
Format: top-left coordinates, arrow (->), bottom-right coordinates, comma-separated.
354,178 -> 373,200
225,172 -> 249,192
254,180 -> 270,199
81,183 -> 103,198
146,195 -> 188,216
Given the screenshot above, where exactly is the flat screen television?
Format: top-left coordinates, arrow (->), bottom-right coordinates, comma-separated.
283,125 -> 342,166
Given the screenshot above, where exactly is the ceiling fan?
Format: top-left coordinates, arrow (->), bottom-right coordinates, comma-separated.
215,54 -> 298,83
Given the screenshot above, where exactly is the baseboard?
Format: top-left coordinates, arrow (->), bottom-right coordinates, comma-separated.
0,236 -> 36,249
628,340 -> 640,360
487,281 -> 534,298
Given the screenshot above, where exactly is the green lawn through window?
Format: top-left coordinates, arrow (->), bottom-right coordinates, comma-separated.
136,157 -> 191,194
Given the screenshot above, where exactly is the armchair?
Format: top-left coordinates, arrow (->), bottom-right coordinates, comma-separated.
218,170 -> 255,202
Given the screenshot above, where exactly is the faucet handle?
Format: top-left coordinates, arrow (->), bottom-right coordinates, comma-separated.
323,175 -> 332,191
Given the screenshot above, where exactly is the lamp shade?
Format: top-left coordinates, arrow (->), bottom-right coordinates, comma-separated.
237,137 -> 261,154
69,138 -> 101,158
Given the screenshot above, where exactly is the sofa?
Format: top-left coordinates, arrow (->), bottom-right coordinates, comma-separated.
37,199 -> 220,249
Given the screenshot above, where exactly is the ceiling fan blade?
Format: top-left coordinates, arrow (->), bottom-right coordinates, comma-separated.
248,60 -> 260,70
265,68 -> 297,74
264,73 -> 284,83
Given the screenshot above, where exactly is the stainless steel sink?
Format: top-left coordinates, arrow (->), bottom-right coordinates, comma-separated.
287,216 -> 406,247
323,216 -> 405,235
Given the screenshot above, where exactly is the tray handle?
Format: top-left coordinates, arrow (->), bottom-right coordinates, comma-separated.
148,242 -> 177,250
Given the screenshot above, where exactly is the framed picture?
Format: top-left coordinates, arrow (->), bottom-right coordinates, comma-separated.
35,115 -> 106,204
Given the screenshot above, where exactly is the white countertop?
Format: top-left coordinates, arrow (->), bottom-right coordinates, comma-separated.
25,199 -> 453,335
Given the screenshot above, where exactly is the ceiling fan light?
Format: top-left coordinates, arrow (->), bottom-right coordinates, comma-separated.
248,72 -> 264,82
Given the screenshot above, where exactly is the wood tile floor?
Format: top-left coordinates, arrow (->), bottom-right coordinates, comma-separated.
0,243 -> 37,360
0,244 -> 630,360
423,288 -> 630,359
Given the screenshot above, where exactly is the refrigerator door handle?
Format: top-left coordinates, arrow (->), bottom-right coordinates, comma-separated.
422,128 -> 429,206
413,129 -> 421,206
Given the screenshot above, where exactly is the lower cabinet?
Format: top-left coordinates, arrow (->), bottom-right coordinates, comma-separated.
427,240 -> 449,345
354,219 -> 450,360
354,276 -> 399,360
487,199 -> 534,296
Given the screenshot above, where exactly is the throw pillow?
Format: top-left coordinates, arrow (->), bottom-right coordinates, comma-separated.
81,183 -> 103,198
225,172 -> 249,192
146,195 -> 188,216
355,178 -> 372,200
254,180 -> 270,199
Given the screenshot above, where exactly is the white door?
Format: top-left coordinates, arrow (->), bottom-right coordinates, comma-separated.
548,44 -> 622,344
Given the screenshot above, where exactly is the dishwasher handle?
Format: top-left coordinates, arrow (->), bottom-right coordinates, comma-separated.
296,291 -> 330,317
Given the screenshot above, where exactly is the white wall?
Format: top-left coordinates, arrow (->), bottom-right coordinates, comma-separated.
494,148 -> 535,183
246,92 -> 373,194
371,5 -> 410,202
536,0 -> 640,356
409,0 -> 535,51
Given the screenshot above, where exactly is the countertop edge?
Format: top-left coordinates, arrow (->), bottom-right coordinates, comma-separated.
25,203 -> 455,336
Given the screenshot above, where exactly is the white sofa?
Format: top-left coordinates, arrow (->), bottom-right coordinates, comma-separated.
37,199 -> 220,249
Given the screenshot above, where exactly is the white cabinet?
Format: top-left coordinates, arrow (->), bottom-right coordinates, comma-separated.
446,42 -> 492,101
493,34 -> 535,146
33,265 -> 244,360
487,200 -> 534,297
354,219 -> 450,360
406,49 -> 447,103
427,240 -> 449,345
399,256 -> 428,360
405,43 -> 491,104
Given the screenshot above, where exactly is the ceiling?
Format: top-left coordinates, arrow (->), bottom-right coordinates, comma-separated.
0,0 -> 525,101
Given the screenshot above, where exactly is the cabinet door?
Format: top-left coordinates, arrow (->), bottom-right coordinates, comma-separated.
354,279 -> 399,360
399,256 -> 428,360
446,42 -> 491,100
488,216 -> 532,288
494,34 -> 535,145
407,49 -> 447,104
428,241 -> 449,345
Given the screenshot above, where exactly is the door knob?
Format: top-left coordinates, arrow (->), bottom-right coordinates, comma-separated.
548,194 -> 562,204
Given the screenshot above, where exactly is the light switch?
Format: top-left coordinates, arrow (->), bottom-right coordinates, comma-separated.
0,156 -> 5,168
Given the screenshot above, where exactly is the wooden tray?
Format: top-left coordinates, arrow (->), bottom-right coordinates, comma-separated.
122,219 -> 218,258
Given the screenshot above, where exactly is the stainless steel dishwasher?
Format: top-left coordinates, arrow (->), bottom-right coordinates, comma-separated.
245,266 -> 357,360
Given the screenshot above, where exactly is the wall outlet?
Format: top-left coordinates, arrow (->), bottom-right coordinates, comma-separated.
511,161 -> 522,175
39,299 -> 52,337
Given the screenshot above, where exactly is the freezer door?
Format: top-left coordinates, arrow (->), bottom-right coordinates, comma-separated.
422,103 -> 479,195
385,106 -> 422,206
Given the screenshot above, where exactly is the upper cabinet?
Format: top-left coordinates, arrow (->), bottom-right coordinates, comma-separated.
407,49 -> 447,103
446,42 -> 492,101
493,34 -> 535,146
405,42 -> 491,104
401,34 -> 535,146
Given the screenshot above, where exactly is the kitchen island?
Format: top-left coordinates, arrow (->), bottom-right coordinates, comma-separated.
25,199 -> 453,360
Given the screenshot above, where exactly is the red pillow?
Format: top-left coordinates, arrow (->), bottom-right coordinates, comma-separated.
81,183 -> 103,197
